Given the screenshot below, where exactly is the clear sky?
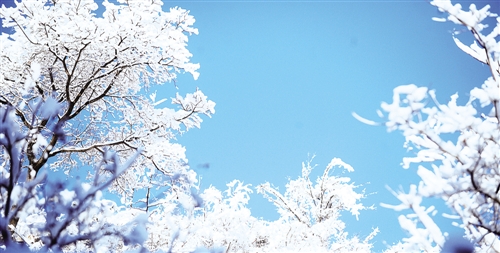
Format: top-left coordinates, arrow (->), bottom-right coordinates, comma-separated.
165,0 -> 498,250
1,0 -> 498,251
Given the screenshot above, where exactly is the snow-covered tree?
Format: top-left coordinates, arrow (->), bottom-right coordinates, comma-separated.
151,158 -> 378,253
370,1 -> 499,251
0,0 -> 214,251
257,157 -> 378,252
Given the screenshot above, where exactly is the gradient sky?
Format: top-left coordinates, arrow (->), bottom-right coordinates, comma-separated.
1,0 -> 498,251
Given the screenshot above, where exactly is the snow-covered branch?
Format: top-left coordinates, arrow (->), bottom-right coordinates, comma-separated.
0,104 -> 147,252
377,1 -> 499,251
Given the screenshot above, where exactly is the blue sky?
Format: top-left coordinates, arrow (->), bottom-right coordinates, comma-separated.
166,0 -> 498,250
1,0 -> 498,251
